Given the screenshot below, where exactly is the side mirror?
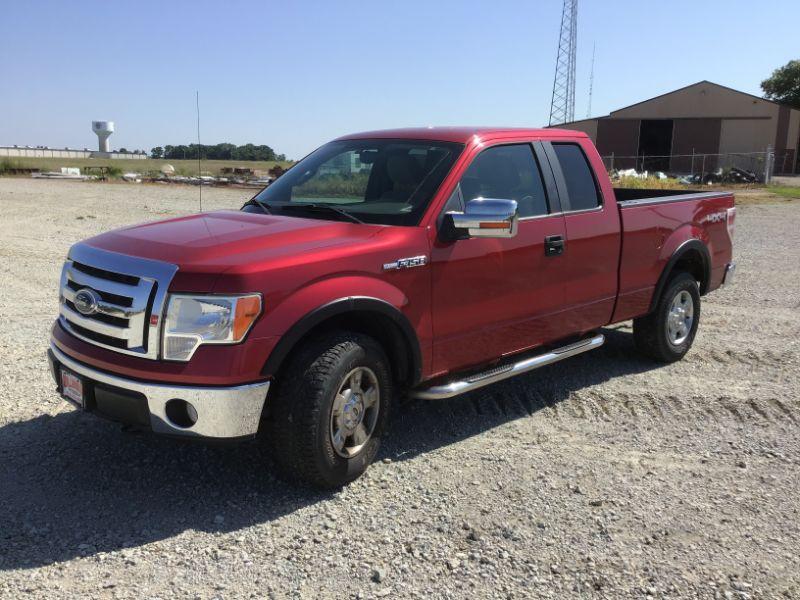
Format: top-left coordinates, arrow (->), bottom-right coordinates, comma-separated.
443,198 -> 519,240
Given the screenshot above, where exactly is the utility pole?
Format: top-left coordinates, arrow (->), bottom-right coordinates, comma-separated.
549,0 -> 578,126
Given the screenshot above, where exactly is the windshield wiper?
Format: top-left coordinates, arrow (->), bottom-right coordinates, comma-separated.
281,203 -> 364,224
244,198 -> 271,214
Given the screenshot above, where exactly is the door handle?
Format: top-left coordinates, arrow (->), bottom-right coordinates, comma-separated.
544,235 -> 565,257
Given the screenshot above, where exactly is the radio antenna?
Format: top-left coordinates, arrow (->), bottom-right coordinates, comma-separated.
196,90 -> 202,212
587,42 -> 596,118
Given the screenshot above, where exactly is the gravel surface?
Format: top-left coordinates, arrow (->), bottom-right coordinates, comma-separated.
1,178 -> 799,599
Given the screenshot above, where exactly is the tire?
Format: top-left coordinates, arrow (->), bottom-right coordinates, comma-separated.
268,332 -> 392,488
633,271 -> 701,363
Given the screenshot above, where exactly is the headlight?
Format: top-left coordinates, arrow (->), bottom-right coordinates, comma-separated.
162,294 -> 262,361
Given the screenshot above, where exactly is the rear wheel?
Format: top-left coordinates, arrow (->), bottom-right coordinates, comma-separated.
268,332 -> 392,488
633,271 -> 700,363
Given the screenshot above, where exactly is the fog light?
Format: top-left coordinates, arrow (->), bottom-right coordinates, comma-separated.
165,399 -> 199,428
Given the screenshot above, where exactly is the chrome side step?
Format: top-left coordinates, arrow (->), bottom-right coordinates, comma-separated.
411,334 -> 605,400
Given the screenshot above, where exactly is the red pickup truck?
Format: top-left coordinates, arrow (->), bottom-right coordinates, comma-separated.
48,127 -> 735,487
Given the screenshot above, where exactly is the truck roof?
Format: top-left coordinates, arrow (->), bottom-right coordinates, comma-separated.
336,127 -> 588,144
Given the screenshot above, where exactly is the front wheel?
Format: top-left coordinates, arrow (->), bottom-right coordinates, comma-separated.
633,271 -> 701,363
268,332 -> 392,488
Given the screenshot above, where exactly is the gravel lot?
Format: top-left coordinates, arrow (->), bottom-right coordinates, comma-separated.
1,178 -> 799,599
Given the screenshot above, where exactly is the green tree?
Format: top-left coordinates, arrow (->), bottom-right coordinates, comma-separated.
167,145 -> 190,159
212,143 -> 236,159
159,142 -> 285,161
761,60 -> 800,108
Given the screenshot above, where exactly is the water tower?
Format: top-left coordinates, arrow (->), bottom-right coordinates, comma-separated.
92,121 -> 114,153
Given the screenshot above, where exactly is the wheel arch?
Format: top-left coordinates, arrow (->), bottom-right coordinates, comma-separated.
649,239 -> 711,312
261,296 -> 423,388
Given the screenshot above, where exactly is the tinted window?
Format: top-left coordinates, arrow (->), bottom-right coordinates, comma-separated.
252,139 -> 463,226
552,143 -> 601,211
460,144 -> 549,217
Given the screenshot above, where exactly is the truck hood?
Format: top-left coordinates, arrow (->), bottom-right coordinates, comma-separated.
84,210 -> 382,271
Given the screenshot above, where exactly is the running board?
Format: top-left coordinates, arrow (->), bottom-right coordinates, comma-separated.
411,334 -> 605,400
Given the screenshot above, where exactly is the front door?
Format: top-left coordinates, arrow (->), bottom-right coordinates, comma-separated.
430,142 -> 569,375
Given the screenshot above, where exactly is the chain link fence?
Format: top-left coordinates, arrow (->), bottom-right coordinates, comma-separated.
600,146 -> 796,184
774,151 -> 798,176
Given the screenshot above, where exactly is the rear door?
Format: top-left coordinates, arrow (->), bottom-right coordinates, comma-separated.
543,139 -> 621,332
429,141 -> 569,374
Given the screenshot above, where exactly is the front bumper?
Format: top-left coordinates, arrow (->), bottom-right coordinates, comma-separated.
48,344 -> 269,440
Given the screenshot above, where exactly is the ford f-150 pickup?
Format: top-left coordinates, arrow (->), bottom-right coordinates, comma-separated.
48,127 -> 736,487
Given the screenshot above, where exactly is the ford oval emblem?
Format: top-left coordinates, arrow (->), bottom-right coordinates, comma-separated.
73,288 -> 101,316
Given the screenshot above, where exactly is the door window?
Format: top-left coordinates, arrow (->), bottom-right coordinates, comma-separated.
460,144 -> 550,217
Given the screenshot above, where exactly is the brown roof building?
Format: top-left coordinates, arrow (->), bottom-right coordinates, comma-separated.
558,81 -> 800,174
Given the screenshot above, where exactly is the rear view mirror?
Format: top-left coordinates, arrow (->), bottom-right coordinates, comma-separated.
443,198 -> 519,240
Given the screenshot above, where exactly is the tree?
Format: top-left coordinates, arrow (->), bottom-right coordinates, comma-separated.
212,143 -> 236,159
761,60 -> 800,108
166,145 -> 190,159
158,142 -> 286,161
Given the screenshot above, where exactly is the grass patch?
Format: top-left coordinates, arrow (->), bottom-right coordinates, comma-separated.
0,156 -> 293,177
0,158 -> 26,175
766,186 -> 800,200
612,176 -> 686,189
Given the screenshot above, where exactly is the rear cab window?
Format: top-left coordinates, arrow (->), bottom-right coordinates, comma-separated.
551,143 -> 602,212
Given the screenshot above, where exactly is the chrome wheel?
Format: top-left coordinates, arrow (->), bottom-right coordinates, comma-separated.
329,367 -> 380,458
666,290 -> 694,345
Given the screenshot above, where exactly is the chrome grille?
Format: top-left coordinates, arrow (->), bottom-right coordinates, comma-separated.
58,243 -> 178,359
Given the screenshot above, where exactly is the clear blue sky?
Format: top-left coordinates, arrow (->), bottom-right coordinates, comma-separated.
1,0 -> 798,159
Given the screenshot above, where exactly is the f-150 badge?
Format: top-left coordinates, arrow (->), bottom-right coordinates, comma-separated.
382,255 -> 428,271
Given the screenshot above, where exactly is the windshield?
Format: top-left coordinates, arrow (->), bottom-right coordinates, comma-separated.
249,139 -> 463,226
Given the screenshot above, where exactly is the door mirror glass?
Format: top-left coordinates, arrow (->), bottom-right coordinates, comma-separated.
446,198 -> 519,239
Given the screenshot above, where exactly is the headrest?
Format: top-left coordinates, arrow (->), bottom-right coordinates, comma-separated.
386,152 -> 423,186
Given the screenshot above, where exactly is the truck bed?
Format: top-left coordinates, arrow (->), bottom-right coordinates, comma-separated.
611,187 -> 735,323
614,187 -> 727,206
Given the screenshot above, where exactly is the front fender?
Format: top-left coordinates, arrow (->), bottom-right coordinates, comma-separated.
258,275 -> 425,384
264,275 -> 410,335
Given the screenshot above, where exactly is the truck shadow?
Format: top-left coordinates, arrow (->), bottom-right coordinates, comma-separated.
386,326 -> 657,460
0,327 -> 657,570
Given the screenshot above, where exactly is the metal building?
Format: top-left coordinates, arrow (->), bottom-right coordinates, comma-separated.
558,81 -> 800,174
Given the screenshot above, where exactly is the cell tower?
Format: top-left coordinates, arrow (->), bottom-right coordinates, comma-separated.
548,0 -> 578,126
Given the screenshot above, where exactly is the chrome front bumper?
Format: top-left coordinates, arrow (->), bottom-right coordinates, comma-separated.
48,344 -> 269,439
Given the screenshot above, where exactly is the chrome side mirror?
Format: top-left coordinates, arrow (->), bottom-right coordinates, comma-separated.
444,198 -> 519,240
